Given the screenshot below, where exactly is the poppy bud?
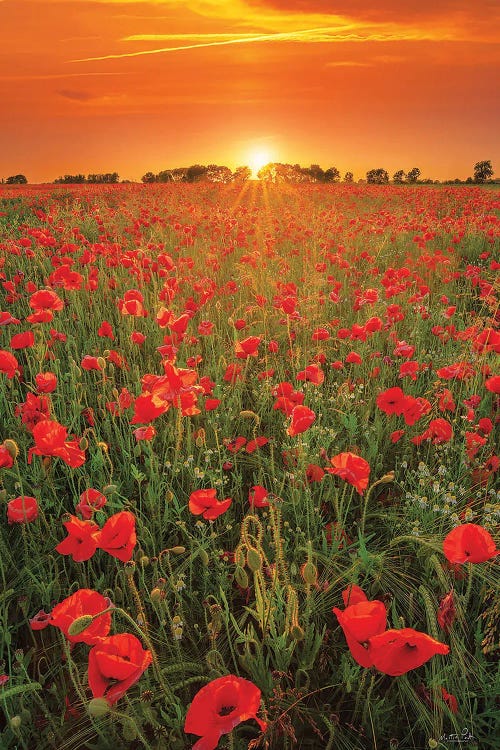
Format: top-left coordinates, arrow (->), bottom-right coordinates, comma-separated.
150,587 -> 164,603
3,439 -> 19,460
68,614 -> 94,636
9,716 -> 22,731
234,565 -> 249,589
235,545 -> 246,567
380,471 -> 395,483
96,357 -> 106,370
103,484 -> 117,495
239,410 -> 261,424
139,555 -> 149,566
290,624 -> 305,641
247,547 -> 263,572
301,561 -> 318,586
0,489 -> 6,503
79,437 -> 89,451
165,490 -> 174,503
170,546 -> 186,555
88,698 -> 111,717
198,548 -> 209,566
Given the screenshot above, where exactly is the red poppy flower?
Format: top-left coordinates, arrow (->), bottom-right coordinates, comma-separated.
485,375 -> 500,394
131,331 -> 146,345
437,590 -> 456,633
286,405 -> 316,436
342,585 -> 368,607
81,355 -> 103,371
76,489 -> 107,520
296,364 -> 325,385
29,289 -> 64,312
7,495 -> 38,524
98,321 -> 114,340
35,372 -> 57,393
0,443 -> 15,469
441,687 -> 458,714
376,387 -> 407,415
326,452 -> 370,495
333,598 -> 387,668
29,609 -> 52,631
15,393 -> 51,431
55,515 -> 100,562
10,331 -> 35,349
29,419 -> 86,467
0,350 -> 19,379
305,463 -> 325,483
184,674 -> 267,750
50,588 -> 111,645
133,425 -> 156,441
248,485 -> 270,508
95,511 -> 137,563
88,633 -> 152,706
412,418 -> 453,446
367,628 -> 449,676
189,489 -> 232,520
246,436 -> 268,453
442,523 -> 498,564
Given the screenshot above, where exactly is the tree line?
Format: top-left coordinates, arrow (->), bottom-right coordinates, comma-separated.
1,161 -> 494,185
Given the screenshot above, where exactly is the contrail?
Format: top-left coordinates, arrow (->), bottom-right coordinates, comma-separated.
70,26 -> 367,62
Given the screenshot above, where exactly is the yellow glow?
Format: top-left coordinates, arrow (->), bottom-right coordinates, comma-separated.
248,148 -> 272,179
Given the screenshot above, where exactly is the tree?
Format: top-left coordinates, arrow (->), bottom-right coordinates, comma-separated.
141,172 -> 157,183
6,174 -> 27,184
324,166 -> 340,183
344,171 -> 354,183
407,167 -> 421,184
393,169 -> 406,184
232,166 -> 251,182
473,160 -> 493,183
366,168 -> 389,184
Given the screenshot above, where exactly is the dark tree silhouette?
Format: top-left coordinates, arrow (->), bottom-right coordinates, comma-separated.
366,168 -> 389,184
393,170 -> 406,184
324,167 -> 340,183
6,174 -> 28,184
473,160 -> 493,183
344,171 -> 354,183
407,167 -> 421,183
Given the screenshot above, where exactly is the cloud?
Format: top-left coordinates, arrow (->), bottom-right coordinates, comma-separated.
57,89 -> 95,101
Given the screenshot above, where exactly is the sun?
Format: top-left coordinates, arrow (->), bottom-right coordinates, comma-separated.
247,148 -> 272,179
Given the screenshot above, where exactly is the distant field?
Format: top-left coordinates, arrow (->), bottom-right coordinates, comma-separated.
0,183 -> 498,750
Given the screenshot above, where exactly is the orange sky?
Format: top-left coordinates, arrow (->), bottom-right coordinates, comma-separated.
0,0 -> 499,182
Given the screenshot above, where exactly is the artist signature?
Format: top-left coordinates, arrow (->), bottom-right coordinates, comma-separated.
439,727 -> 476,744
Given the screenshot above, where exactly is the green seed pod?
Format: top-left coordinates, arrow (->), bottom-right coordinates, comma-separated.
170,546 -> 186,555
68,614 -> 94,636
234,565 -> 249,589
199,548 -> 209,566
247,547 -> 263,573
301,561 -> 318,586
88,698 -> 111,717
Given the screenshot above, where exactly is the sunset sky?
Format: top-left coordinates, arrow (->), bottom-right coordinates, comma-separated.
1,0 -> 499,183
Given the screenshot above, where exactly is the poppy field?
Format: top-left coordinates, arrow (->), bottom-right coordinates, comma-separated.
0,181 -> 498,750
